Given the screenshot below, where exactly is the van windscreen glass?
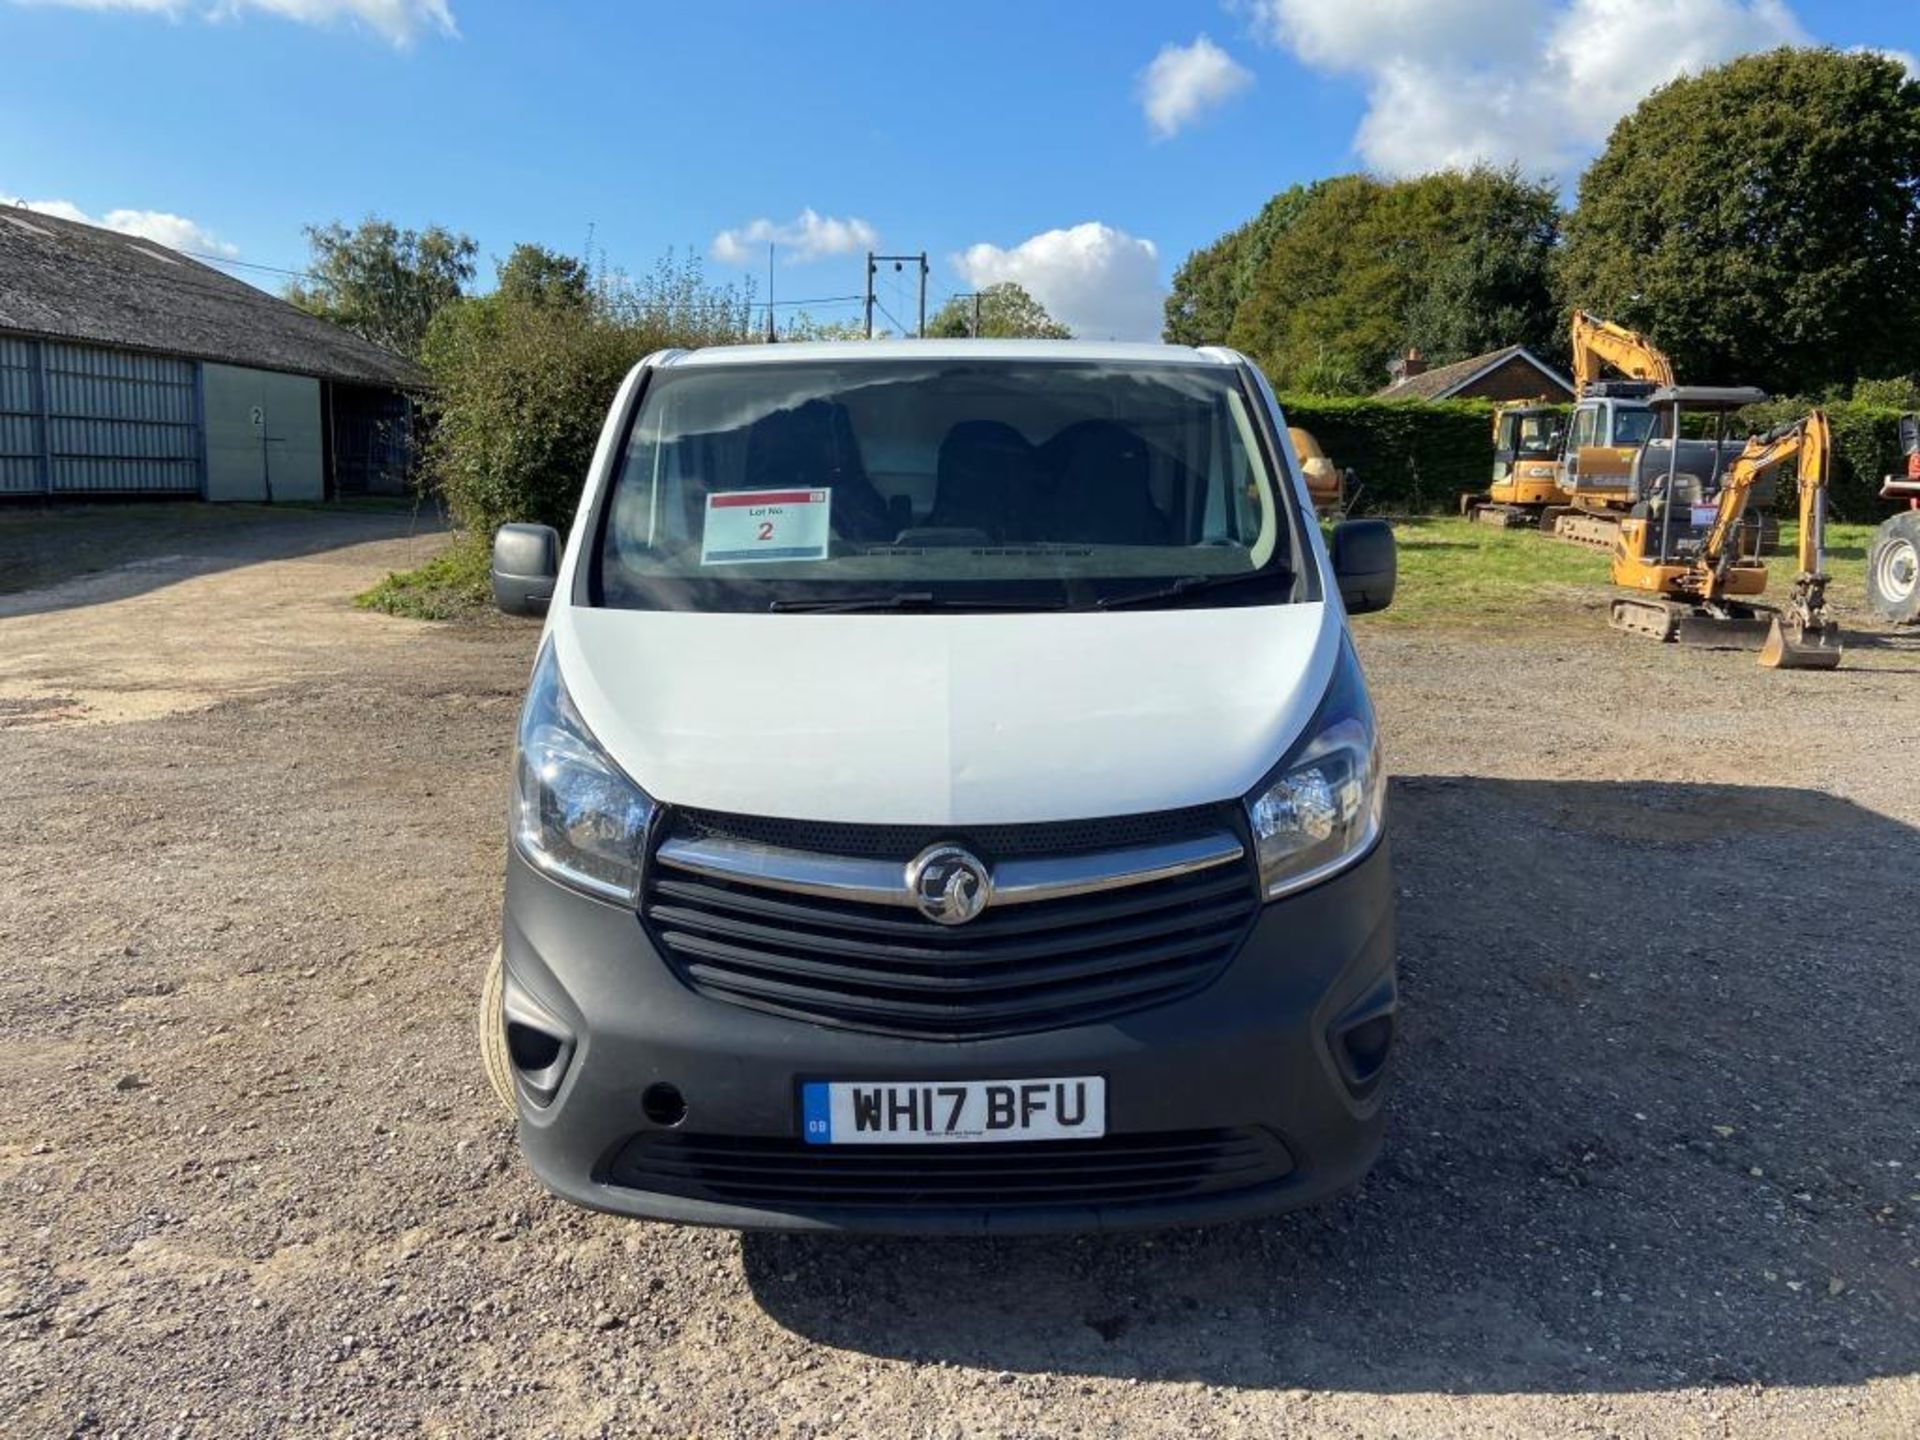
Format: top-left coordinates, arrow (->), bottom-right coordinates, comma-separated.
591,358 -> 1301,613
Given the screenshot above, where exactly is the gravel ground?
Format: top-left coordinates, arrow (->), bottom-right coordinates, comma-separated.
1,511 -> 1916,1438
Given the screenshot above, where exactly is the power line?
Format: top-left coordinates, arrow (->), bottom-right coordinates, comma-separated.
872,295 -> 910,338
745,294 -> 864,313
183,250 -> 320,282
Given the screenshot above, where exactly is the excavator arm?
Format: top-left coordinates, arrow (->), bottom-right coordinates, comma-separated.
1694,409 -> 1838,667
1695,419 -> 1810,593
1570,310 -> 1677,390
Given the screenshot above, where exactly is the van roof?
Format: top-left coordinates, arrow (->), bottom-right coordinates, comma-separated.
662,339 -> 1236,368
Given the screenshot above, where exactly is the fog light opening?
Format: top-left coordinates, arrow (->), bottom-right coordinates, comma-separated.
1339,1014 -> 1395,1086
642,1083 -> 687,1128
506,1022 -> 563,1074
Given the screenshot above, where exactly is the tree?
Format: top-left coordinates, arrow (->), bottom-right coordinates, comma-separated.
495,243 -> 590,310
926,282 -> 1071,338
286,217 -> 478,358
1180,169 -> 1562,392
1163,183 -> 1319,345
1559,48 -> 1920,394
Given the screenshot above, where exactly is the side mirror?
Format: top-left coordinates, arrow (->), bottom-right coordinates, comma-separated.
491,523 -> 561,617
1332,518 -> 1395,615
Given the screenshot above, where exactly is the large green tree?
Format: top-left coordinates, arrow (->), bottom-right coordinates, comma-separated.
286,218 -> 478,358
1163,183 -> 1320,346
927,281 -> 1071,339
1559,47 -> 1920,394
1171,168 -> 1561,392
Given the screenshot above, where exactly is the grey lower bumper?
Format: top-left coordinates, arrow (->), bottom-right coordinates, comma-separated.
497,840 -> 1395,1234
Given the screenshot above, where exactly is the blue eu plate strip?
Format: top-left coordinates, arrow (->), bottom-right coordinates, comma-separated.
801,1082 -> 833,1145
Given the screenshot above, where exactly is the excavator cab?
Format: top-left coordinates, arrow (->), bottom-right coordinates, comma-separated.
1461,403 -> 1568,526
1493,406 -> 1562,472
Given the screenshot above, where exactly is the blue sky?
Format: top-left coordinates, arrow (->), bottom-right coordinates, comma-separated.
2,0 -> 1910,339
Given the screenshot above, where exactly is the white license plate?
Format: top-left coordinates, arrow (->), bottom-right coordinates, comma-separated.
800,1076 -> 1106,1145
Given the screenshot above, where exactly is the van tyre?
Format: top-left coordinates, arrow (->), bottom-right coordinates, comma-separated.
479,946 -> 515,1117
1867,512 -> 1920,625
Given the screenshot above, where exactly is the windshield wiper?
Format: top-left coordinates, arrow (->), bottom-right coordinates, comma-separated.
1094,569 -> 1293,610
768,591 -> 1069,614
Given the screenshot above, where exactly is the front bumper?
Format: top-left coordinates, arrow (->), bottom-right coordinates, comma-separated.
498,840 -> 1396,1234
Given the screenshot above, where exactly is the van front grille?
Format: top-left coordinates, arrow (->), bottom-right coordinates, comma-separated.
639,808 -> 1260,1040
607,1128 -> 1293,1211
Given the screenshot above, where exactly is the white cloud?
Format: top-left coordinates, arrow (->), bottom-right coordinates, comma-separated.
1254,0 -> 1542,71
1247,0 -> 1809,178
14,0 -> 458,46
2,194 -> 238,256
1139,35 -> 1253,138
1849,44 -> 1918,80
955,223 -> 1163,341
711,209 -> 879,266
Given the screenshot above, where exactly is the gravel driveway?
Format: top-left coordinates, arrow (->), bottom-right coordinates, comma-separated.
1,511 -> 1915,1438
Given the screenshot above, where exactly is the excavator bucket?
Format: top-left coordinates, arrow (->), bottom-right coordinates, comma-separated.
1759,615 -> 1843,670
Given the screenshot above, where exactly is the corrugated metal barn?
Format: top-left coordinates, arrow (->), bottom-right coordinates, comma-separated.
0,206 -> 426,503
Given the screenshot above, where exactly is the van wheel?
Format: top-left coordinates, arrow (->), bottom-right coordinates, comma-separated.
479,946 -> 515,1117
1867,512 -> 1920,625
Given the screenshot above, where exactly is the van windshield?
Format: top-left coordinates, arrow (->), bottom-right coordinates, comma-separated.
589,358 -> 1304,613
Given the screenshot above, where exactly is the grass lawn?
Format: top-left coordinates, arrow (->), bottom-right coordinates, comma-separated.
1354,516 -> 1880,630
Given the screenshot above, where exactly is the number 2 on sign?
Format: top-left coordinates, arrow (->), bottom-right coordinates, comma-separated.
757,522 -> 774,541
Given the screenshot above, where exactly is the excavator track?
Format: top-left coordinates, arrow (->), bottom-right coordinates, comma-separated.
1467,504 -> 1538,529
1552,510 -> 1622,551
1608,597 -> 1776,647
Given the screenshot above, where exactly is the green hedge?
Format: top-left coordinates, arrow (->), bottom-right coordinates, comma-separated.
1284,393 -> 1908,521
1730,399 -> 1905,523
1277,394 -> 1497,513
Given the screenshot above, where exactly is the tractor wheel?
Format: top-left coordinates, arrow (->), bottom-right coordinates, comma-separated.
1867,512 -> 1920,625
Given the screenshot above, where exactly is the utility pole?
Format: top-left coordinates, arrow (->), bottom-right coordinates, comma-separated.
765,243 -> 777,343
866,252 -> 931,338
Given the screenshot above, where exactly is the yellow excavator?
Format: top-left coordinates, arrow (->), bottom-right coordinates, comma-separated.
1550,310 -> 1676,549
1608,387 -> 1841,669
1458,403 -> 1567,527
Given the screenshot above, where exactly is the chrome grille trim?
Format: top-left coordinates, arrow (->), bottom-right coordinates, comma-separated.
654,830 -> 1245,909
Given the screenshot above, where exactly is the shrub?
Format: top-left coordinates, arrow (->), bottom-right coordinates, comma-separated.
421,255 -> 751,536
356,532 -> 493,620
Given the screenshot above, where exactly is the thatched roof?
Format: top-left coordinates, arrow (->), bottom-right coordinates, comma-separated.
0,206 -> 426,390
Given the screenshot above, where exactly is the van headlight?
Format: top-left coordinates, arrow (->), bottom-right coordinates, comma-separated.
512,642 -> 655,905
1246,637 -> 1384,900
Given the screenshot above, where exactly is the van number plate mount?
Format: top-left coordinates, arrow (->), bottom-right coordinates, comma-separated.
800,1077 -> 1106,1145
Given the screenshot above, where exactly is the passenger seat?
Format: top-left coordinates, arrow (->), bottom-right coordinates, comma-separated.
1041,420 -> 1170,545
927,421 -> 1048,542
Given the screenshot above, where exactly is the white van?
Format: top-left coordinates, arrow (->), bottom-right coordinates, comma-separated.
485,340 -> 1397,1233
